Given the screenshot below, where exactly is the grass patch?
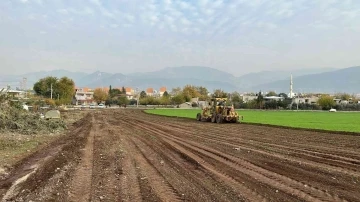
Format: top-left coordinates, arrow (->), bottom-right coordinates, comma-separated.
0,133 -> 61,167
144,109 -> 360,133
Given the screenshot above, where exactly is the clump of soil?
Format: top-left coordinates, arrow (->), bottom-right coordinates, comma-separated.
0,103 -> 67,135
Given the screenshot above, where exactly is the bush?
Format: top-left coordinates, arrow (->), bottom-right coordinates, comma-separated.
334,104 -> 360,111
0,95 -> 67,134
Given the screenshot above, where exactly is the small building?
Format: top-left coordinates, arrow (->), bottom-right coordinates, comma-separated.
125,87 -> 134,99
73,87 -> 94,105
241,95 -> 257,103
264,96 -> 284,102
146,88 -> 154,96
159,86 -> 167,96
293,96 -> 319,104
1,88 -> 26,98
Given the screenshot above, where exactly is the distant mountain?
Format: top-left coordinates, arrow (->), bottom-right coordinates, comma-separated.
0,69 -> 87,89
1,66 -> 357,93
251,66 -> 360,93
128,66 -> 236,83
235,67 -> 337,89
75,71 -> 112,87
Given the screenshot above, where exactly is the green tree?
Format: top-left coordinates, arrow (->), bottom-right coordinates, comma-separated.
160,95 -> 171,105
246,100 -> 258,109
256,91 -> 264,109
196,86 -> 209,101
56,77 -> 75,104
171,87 -> 182,95
230,92 -> 243,108
266,91 -> 277,96
335,93 -> 351,101
118,95 -> 129,105
33,76 -> 75,105
212,89 -> 227,98
140,91 -> 147,98
278,93 -> 288,98
231,92 -> 241,102
109,88 -> 121,98
171,94 -> 185,105
108,85 -> 112,94
93,88 -> 108,103
318,95 -> 335,110
121,86 -> 126,94
182,85 -> 200,99
33,76 -> 58,98
140,96 -> 156,105
163,91 -> 169,97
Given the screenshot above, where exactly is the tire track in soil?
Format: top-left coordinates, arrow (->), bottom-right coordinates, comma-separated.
68,113 -> 96,202
116,130 -> 142,202
139,114 -> 360,176
116,117 -> 270,202
120,110 -> 360,202
113,123 -> 246,202
130,118 -> 336,202
153,119 -> 360,163
150,117 -> 356,200
147,119 -> 360,178
124,134 -> 183,201
89,113 -> 123,202
151,118 -> 360,198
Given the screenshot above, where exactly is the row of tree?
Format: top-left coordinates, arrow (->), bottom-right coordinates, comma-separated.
33,76 -> 75,105
31,77 -> 359,111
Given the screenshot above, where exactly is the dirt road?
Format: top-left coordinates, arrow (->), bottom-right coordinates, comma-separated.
1,109 -> 360,202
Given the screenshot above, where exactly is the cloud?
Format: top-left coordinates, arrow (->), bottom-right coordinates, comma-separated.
309,21 -> 335,29
180,18 -> 191,26
178,1 -> 194,10
100,8 -> 115,18
124,14 -> 135,23
3,0 -> 360,76
256,22 -> 278,29
57,9 -> 69,15
89,0 -> 102,6
34,0 -> 42,5
110,24 -> 118,28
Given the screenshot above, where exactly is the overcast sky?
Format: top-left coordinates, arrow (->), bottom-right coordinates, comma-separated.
1,0 -> 360,76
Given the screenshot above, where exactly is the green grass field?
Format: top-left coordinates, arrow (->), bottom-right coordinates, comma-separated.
144,109 -> 360,133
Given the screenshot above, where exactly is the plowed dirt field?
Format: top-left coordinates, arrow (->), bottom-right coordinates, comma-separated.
1,109 -> 360,202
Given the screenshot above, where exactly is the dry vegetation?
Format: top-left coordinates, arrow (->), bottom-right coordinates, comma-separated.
0,96 -> 67,135
0,93 -> 88,180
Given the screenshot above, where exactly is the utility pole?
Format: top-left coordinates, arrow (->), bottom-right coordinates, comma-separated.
51,83 -> 53,99
136,88 -> 139,108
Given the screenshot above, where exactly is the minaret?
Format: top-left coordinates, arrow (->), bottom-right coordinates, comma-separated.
290,74 -> 293,98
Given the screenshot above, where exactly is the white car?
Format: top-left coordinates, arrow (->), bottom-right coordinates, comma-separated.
329,108 -> 337,112
89,104 -> 96,109
98,104 -> 105,108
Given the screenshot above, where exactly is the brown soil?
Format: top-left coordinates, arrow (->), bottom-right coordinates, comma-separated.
1,109 -> 359,202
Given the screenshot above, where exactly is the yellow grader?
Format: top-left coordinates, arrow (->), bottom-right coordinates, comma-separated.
196,98 -> 243,123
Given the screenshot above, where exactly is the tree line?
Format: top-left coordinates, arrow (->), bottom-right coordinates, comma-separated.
31,76 -> 360,111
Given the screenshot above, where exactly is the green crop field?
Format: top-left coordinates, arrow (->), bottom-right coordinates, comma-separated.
144,109 -> 360,133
